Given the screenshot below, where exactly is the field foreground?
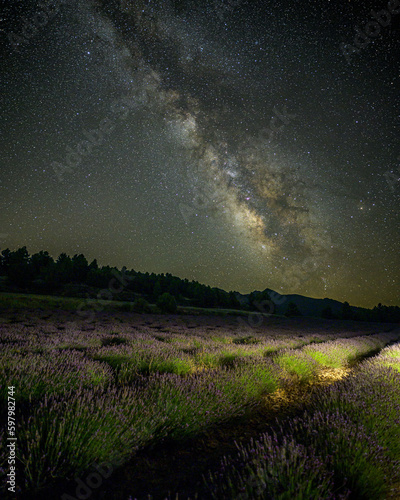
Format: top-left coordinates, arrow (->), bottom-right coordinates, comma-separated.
0,307 -> 399,499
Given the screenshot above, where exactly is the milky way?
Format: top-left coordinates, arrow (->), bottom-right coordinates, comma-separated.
1,0 -> 399,307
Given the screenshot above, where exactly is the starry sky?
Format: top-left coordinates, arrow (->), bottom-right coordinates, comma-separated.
0,0 -> 399,308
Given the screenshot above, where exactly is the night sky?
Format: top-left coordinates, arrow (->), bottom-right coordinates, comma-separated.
1,0 -> 399,308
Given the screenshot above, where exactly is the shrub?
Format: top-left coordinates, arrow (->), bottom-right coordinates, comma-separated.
156,293 -> 177,314
132,297 -> 151,313
116,302 -> 133,312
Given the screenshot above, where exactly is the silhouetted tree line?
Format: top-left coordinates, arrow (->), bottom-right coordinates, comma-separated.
321,302 -> 400,323
0,246 -> 241,310
0,247 -> 399,322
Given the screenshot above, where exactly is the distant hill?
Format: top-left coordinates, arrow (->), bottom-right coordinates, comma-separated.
235,288 -> 368,318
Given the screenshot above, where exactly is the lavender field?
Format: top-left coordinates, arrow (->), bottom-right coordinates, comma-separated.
0,306 -> 399,499
208,342 -> 400,500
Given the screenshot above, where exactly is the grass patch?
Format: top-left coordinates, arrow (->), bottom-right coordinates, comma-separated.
276,353 -> 317,382
232,335 -> 259,345
101,336 -> 128,347
306,350 -> 341,368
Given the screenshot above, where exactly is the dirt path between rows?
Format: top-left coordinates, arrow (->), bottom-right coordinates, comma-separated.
75,367 -> 351,500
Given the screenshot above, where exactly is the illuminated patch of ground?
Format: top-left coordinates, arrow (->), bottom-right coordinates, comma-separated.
263,367 -> 351,413
314,366 -> 350,384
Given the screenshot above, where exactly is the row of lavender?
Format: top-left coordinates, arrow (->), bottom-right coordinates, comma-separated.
0,321 -> 396,387
0,326 -> 397,404
206,339 -> 400,499
0,327 -> 399,494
